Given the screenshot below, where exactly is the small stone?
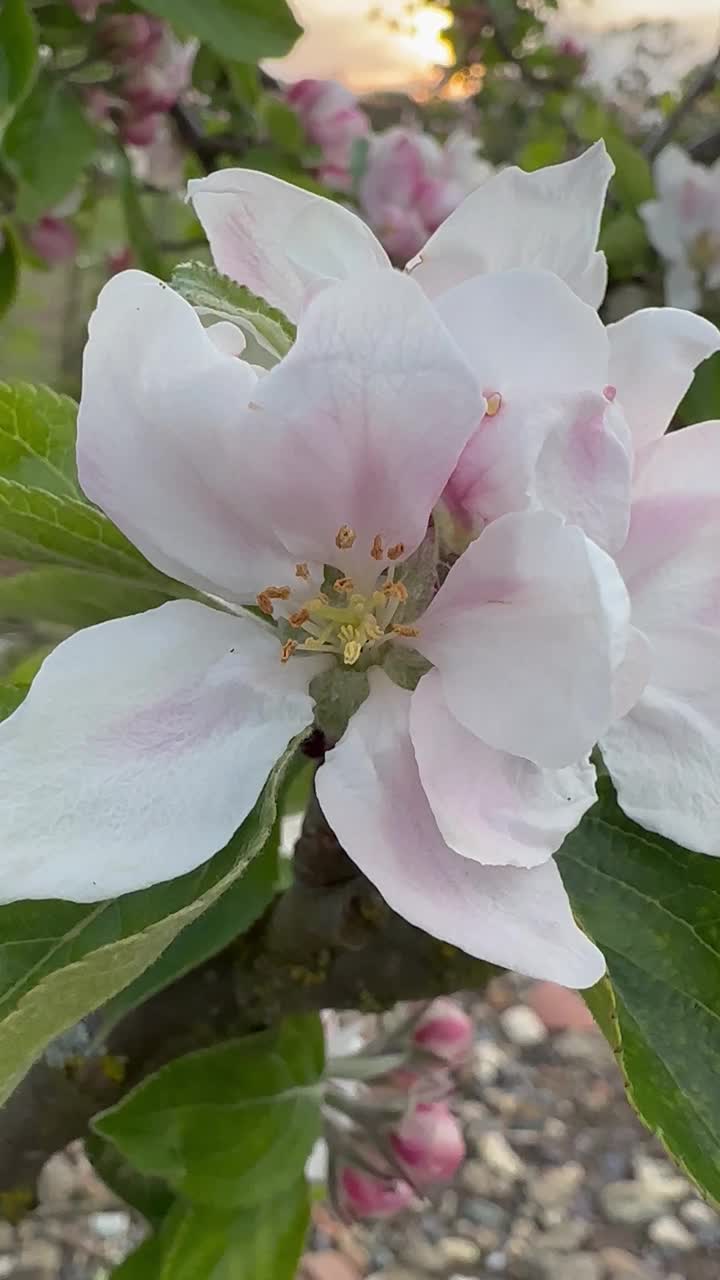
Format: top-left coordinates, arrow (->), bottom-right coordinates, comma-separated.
633,1155 -> 689,1202
473,1041 -> 509,1085
0,1260 -> 13,1279
553,1030 -> 604,1062
530,1162 -> 585,1207
600,1180 -> 672,1225
461,1158 -> 495,1197
18,1238 -> 63,1270
486,1250 -> 508,1272
599,1247 -> 660,1279
486,1087 -> 519,1117
680,1197 -> 718,1230
536,1219 -> 592,1252
528,982 -> 596,1031
648,1214 -> 695,1251
440,1189 -> 459,1219
478,1132 -> 526,1182
88,1210 -> 131,1238
37,1153 -> 84,1204
499,1005 -> 548,1047
366,1271 -> 417,1280
0,1225 -> 14,1251
400,1234 -> 445,1274
550,1254 -> 604,1280
463,1197 -> 509,1230
439,1237 -> 482,1266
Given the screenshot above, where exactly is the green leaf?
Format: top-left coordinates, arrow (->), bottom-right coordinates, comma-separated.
85,1133 -> 174,1228
94,1015 -> 324,1208
677,350 -> 720,426
3,77 -> 97,221
0,681 -> 25,720
0,380 -> 79,495
600,211 -> 651,279
0,476 -> 182,587
134,0 -> 302,62
171,261 -> 295,364
0,740 -> 300,1102
559,778 -> 720,1204
113,1180 -> 310,1279
99,832 -> 280,1031
0,566 -> 178,628
0,0 -> 37,137
259,95 -> 304,155
0,221 -> 19,318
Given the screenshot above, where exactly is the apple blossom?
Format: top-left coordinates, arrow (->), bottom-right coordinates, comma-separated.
390,1101 -> 465,1186
339,1166 -> 414,1220
0,258 -> 625,988
187,141 -> 613,319
286,78 -> 370,191
358,125 -> 493,260
412,998 -> 474,1064
24,216 -> 77,266
640,145 -> 720,309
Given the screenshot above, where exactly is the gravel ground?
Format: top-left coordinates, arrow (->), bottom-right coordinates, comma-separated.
5,978 -> 719,1279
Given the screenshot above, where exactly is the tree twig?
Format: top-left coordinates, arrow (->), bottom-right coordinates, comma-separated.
645,46 -> 720,160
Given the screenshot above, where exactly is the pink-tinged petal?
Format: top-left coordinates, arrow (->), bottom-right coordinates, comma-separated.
78,271 -> 296,602
664,261 -> 702,310
246,271 -> 483,581
409,142 -> 613,304
187,168 -> 388,321
612,626 -> 652,720
639,199 -> 686,262
0,602 -> 319,902
435,268 -> 609,395
316,671 -> 605,986
634,419 -> 720,499
601,627 -> 720,855
533,394 -> 633,553
607,308 -> 720,448
417,511 -> 630,767
616,494 -> 720,638
410,670 -> 597,869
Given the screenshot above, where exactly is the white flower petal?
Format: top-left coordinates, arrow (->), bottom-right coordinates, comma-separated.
246,271 -> 483,581
409,142 -> 613,305
634,419 -> 720,498
418,511 -> 630,767
0,601 -> 317,902
316,671 -> 605,986
410,669 -> 597,869
78,270 -> 295,602
607,308 -> 720,448
188,168 -> 388,321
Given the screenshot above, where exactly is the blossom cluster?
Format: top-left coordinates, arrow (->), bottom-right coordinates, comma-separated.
641,144 -> 720,309
317,1001 -> 472,1221
1,144 -> 718,993
286,78 -> 492,259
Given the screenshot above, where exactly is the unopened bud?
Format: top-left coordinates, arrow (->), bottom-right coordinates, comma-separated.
339,1165 -> 414,1221
25,217 -> 77,267
413,997 -> 473,1063
390,1101 -> 465,1186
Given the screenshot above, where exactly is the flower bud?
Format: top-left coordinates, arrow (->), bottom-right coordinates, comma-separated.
413,997 -> 473,1063
100,15 -> 165,65
25,217 -> 77,266
119,108 -> 162,148
339,1165 -> 414,1221
390,1101 -> 465,1187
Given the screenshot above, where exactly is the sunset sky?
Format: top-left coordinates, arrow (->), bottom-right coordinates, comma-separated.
270,0 -> 719,92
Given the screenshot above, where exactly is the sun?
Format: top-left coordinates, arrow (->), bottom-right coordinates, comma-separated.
395,3 -> 454,69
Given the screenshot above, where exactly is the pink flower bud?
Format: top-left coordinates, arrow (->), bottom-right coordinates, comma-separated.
25,217 -> 77,266
119,108 -> 162,147
84,86 -> 117,124
100,15 -> 165,65
287,78 -> 369,191
339,1165 -> 414,1221
122,33 -> 196,114
390,1101 -> 465,1187
107,246 -> 134,277
413,998 -> 474,1063
69,0 -> 112,21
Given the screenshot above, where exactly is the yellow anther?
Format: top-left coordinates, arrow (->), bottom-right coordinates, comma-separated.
392,624 -> 420,638
370,534 -> 385,561
280,639 -> 298,663
338,623 -> 358,645
256,592 -> 274,616
306,594 -> 329,614
343,640 -> 362,665
303,637 -> 326,651
336,524 -> 357,550
289,608 -> 310,628
383,581 -> 408,602
387,543 -> 405,561
333,576 -> 355,594
295,562 -> 311,580
485,392 -> 503,417
362,617 -> 383,640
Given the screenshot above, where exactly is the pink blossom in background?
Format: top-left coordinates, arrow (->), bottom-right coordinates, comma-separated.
390,1102 -> 465,1186
641,146 -> 720,308
339,1166 -> 414,1221
106,247 -> 134,277
99,14 -> 165,66
24,217 -> 77,266
359,125 -> 493,259
287,79 -> 370,191
412,998 -> 474,1063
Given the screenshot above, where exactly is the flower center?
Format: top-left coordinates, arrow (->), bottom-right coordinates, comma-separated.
256,526 -> 421,667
